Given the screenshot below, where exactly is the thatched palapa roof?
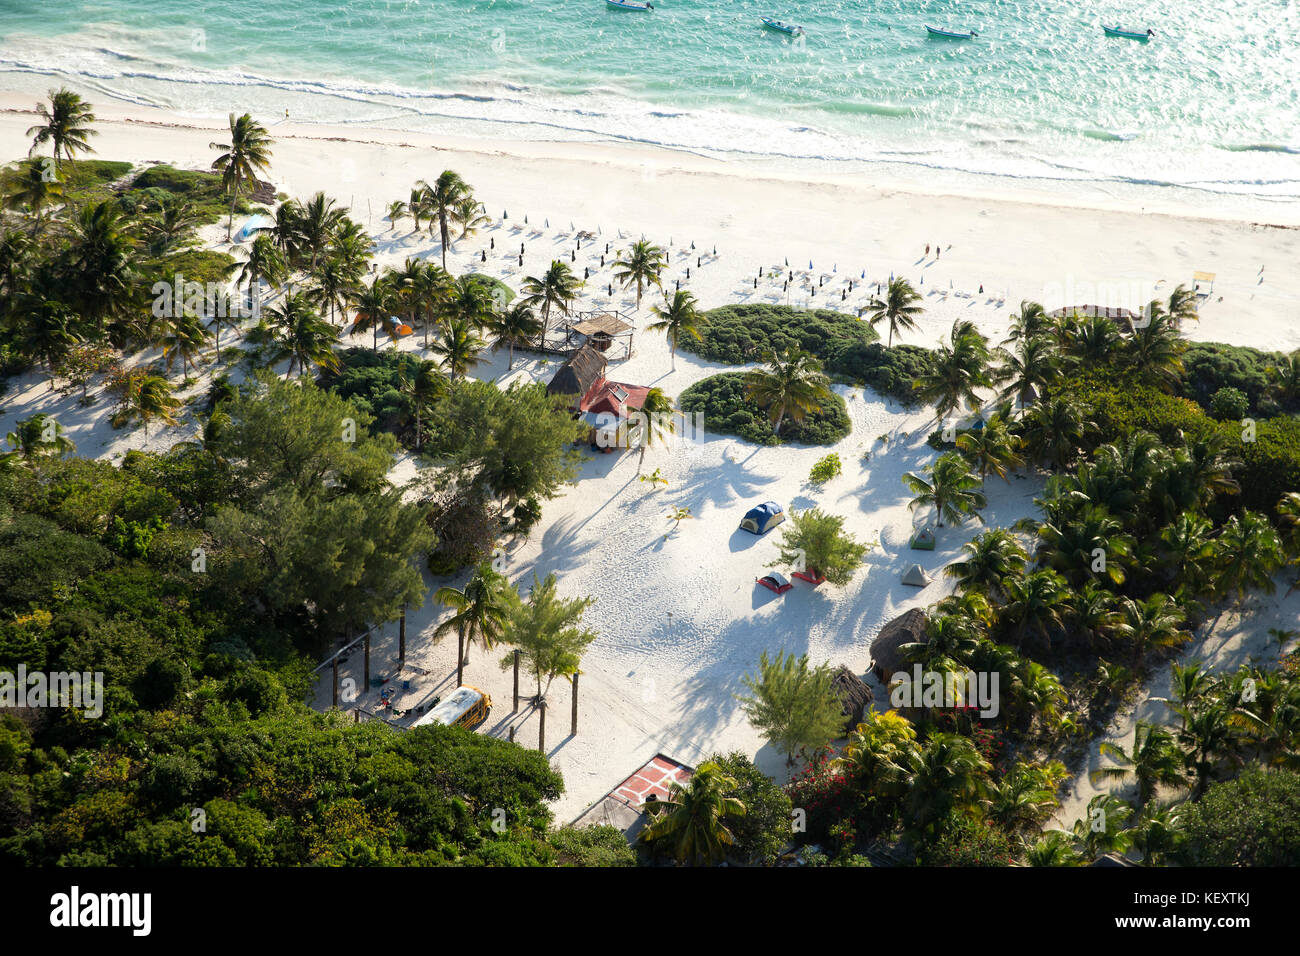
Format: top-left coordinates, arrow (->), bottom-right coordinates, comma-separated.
831,666 -> 873,734
869,608 -> 928,681
547,345 -> 607,401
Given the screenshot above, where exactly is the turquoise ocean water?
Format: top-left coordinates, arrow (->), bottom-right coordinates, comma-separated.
1,0 -> 1298,203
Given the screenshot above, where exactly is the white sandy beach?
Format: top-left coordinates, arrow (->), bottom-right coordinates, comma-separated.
3,92 -> 1299,825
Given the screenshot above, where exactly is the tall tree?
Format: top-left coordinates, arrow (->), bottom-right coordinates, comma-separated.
434,562 -> 514,684
210,113 -> 273,241
737,650 -> 845,764
742,349 -> 832,437
647,289 -> 704,369
639,762 -> 746,866
521,260 -> 581,347
902,452 -> 988,528
26,87 -> 97,170
497,573 -> 596,703
612,239 -> 666,310
866,276 -> 923,347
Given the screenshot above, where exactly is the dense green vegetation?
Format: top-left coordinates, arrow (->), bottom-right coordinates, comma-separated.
677,303 -> 877,366
680,371 -> 850,446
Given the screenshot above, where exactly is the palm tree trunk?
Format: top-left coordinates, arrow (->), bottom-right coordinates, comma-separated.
456,626 -> 465,687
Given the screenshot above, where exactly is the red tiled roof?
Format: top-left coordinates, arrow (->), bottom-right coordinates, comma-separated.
609,754 -> 693,809
579,376 -> 649,418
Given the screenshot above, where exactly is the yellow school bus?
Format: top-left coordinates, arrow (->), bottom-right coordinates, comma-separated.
413,685 -> 492,730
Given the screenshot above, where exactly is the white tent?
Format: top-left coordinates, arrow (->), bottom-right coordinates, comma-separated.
901,563 -> 931,587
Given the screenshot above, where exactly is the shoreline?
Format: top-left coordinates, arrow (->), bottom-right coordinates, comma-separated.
3,89 -> 1300,231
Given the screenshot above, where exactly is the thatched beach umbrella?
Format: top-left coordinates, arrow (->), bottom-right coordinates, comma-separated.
831,666 -> 874,734
869,608 -> 928,681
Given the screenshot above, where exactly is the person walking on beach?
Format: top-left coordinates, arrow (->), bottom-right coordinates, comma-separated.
925,243 -> 930,256
935,244 -> 940,259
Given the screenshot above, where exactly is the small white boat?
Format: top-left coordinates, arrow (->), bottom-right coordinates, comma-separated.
761,17 -> 804,37
1103,25 -> 1155,40
926,25 -> 978,39
606,0 -> 654,10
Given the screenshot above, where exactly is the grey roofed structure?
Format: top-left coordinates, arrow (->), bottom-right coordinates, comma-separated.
546,344 -> 607,403
869,607 -> 928,681
831,666 -> 874,734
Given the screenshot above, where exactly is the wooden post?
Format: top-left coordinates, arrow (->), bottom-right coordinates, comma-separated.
508,725 -> 515,743
538,700 -> 546,753
571,672 -> 579,736
332,658 -> 339,708
399,606 -> 407,664
363,631 -> 371,690
513,650 -> 520,712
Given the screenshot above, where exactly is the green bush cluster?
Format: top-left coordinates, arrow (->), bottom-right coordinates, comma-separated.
679,372 -> 851,446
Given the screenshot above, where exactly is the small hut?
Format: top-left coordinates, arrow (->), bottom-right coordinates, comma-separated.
547,345 -> 607,406
831,666 -> 874,734
869,608 -> 928,681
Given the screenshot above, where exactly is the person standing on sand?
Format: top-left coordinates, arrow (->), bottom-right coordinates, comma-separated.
935,245 -> 941,259
925,243 -> 930,256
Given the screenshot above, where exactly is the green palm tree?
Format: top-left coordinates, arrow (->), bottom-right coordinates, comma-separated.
1089,721 -> 1186,806
944,528 -> 1027,597
488,301 -> 542,370
628,387 -> 676,473
612,239 -> 667,310
1067,580 -> 1120,650
1003,300 -> 1048,344
434,562 -> 513,685
418,170 -> 472,269
1165,283 -> 1198,326
67,200 -> 137,343
399,359 -> 445,451
1026,831 -> 1083,867
996,333 -> 1057,409
1124,307 -> 1185,390
639,761 -> 746,866
914,319 -> 993,422
158,310 -> 210,378
267,199 -> 304,282
1130,803 -> 1186,865
349,277 -> 398,351
432,314 -> 488,381
1021,396 -> 1096,472
4,414 -> 76,460
454,195 -> 489,240
26,87 -> 97,170
210,112 -> 273,241
955,406 -> 1022,483
522,260 -> 582,347
742,349 -> 832,437
902,451 -> 987,528
1214,510 -> 1284,604
3,161 -> 65,232
1159,512 -> 1218,598
1265,350 -> 1300,407
385,200 -> 408,232
1114,594 -> 1190,667
989,764 -> 1061,832
1063,314 -> 1123,367
442,274 -> 496,332
410,261 -> 453,349
646,289 -> 704,369
235,234 -> 286,311
270,292 -> 339,377
1035,504 -> 1134,586
1003,568 -> 1070,649
309,254 -> 361,327
866,276 -> 923,347
1177,704 -> 1238,798
900,732 -> 991,840
296,192 -> 346,272
16,298 -> 78,376
110,370 -> 181,437
141,196 -> 201,255
830,710 -> 918,798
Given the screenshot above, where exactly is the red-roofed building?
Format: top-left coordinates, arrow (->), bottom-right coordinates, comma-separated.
580,377 -> 650,419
